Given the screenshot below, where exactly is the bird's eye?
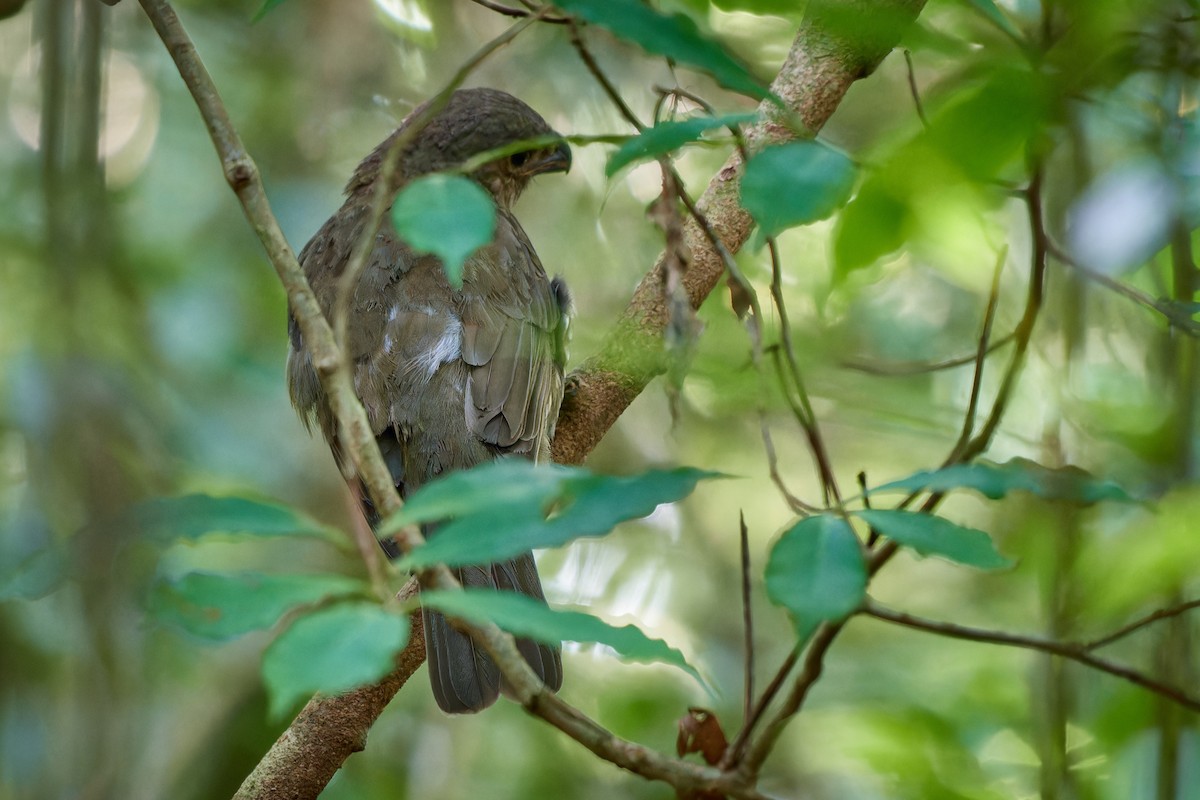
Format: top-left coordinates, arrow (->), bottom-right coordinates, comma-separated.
509,151 -> 530,168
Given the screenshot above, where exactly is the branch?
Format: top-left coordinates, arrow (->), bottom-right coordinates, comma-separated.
863,603 -> 1200,714
1085,599 -> 1200,651
551,0 -> 932,465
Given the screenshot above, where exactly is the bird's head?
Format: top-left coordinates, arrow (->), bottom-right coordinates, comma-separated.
350,88 -> 571,210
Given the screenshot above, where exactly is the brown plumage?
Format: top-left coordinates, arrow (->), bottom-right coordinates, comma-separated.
286,88 -> 571,713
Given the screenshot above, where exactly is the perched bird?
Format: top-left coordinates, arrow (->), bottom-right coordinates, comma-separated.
286,88 -> 571,713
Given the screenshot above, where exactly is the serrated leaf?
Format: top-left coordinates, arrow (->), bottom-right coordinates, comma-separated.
126,495 -> 341,545
605,113 -> 757,176
421,589 -> 704,687
381,460 -> 577,532
764,515 -> 866,638
397,465 -> 721,569
263,603 -> 410,718
856,509 -> 1012,570
390,174 -> 496,288
147,571 -> 367,640
742,141 -> 857,237
554,0 -> 768,100
869,459 -> 1137,505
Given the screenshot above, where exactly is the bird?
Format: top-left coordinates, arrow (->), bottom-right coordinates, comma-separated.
286,88 -> 571,713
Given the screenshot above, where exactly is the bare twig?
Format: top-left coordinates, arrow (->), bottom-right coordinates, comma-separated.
739,622 -> 844,776
739,513 -> 755,726
766,237 -> 843,506
467,0 -> 569,23
945,246 -> 1008,463
902,49 -> 928,127
841,333 -> 1015,376
958,169 -> 1048,461
1086,599 -> 1200,651
719,643 -> 802,770
863,603 -> 1200,714
1045,238 -> 1200,335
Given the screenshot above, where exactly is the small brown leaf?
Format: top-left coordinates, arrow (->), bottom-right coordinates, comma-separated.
676,706 -> 729,765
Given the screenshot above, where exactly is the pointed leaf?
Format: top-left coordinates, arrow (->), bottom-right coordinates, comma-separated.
398,466 -> 721,569
606,113 -> 757,176
147,571 -> 368,640
764,515 -> 866,637
421,589 -> 704,687
126,495 -> 341,545
856,509 -> 1012,570
263,603 -> 410,717
390,174 -> 496,288
965,0 -> 1024,42
381,460 -> 577,532
742,141 -> 857,237
554,0 -> 768,100
869,460 -> 1137,505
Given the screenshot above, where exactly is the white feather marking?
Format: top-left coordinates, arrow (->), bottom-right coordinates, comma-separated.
411,317 -> 462,378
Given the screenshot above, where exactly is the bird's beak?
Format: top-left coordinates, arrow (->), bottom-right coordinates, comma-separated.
527,140 -> 572,176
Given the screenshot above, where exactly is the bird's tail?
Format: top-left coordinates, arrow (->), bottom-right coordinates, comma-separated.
424,550 -> 562,714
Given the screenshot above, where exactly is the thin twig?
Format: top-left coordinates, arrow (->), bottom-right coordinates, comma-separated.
739,512 -> 755,727
902,49 -> 928,127
959,168 -> 1047,461
719,642 -> 802,770
1085,599 -> 1200,651
945,246 -> 1008,463
759,416 -> 819,514
738,622 -> 844,776
863,603 -> 1200,714
1046,238 -> 1200,335
767,236 -> 843,506
841,333 -> 1015,375
466,0 -> 570,23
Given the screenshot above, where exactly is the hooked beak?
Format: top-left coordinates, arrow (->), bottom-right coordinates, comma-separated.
527,139 -> 572,176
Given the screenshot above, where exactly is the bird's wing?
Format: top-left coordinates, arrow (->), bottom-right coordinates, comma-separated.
460,210 -> 569,460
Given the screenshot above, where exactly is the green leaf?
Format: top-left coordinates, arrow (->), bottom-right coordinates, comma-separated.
868,459 -> 1138,505
832,180 -> 907,276
964,0 -> 1025,42
262,603 -> 410,718
252,0 -> 288,22
382,460 -> 576,531
0,544 -> 68,601
390,174 -> 496,288
605,113 -> 757,176
764,515 -> 866,638
147,571 -> 367,640
855,509 -> 1012,570
742,141 -> 857,237
126,495 -> 341,545
421,589 -> 704,687
554,0 -> 768,100
396,464 -> 721,569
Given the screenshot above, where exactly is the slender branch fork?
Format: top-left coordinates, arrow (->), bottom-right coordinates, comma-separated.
863,603 -> 1200,713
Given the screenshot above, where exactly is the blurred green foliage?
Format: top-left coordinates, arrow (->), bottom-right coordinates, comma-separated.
1,0 -> 1199,798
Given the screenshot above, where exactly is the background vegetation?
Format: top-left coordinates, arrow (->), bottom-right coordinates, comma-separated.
1,0 -> 1198,798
